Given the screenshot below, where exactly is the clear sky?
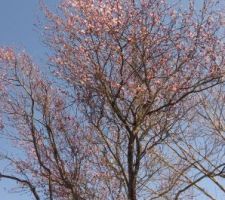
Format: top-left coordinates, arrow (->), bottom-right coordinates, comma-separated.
0,1 -> 56,199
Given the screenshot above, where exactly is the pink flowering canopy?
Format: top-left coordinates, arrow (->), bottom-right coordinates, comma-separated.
47,0 -> 225,105
1,0 -> 225,200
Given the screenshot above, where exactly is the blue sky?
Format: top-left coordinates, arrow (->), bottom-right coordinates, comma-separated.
0,0 -> 43,63
0,1 -> 57,199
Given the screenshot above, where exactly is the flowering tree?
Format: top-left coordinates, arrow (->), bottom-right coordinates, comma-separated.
1,0 -> 225,199
0,49 -> 103,200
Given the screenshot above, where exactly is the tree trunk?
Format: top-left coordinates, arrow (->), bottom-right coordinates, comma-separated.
128,135 -> 137,200
128,178 -> 137,200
